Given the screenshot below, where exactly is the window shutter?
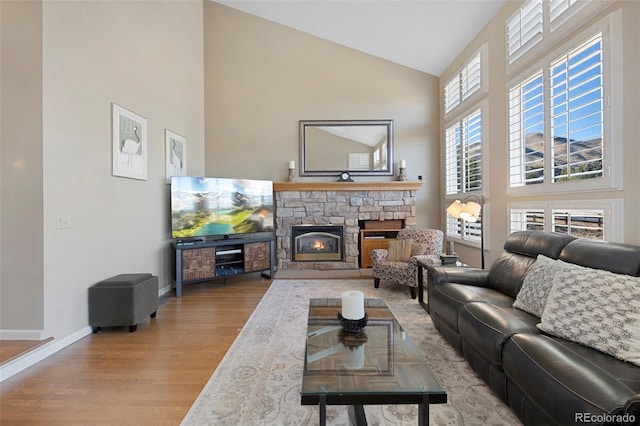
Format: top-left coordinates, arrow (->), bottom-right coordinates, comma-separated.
507,0 -> 544,64
461,52 -> 482,102
552,208 -> 604,239
510,208 -> 545,232
550,33 -> 603,183
463,110 -> 482,192
444,76 -> 461,113
509,71 -> 544,187
445,123 -> 461,195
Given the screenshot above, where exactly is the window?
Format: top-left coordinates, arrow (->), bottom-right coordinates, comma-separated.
444,46 -> 487,245
509,199 -> 622,241
508,12 -> 621,195
507,0 -> 543,64
447,215 -> 482,244
507,0 -> 614,66
446,108 -> 483,195
444,48 -> 484,114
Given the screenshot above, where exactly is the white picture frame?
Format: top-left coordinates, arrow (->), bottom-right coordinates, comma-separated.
165,130 -> 187,183
112,103 -> 147,180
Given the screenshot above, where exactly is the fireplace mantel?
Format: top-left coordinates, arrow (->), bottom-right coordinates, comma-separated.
273,181 -> 422,191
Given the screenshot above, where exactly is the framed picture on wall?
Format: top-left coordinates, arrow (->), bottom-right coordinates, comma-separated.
112,103 -> 147,180
165,129 -> 187,183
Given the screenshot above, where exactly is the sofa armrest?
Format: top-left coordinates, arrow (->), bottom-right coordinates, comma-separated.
425,265 -> 491,288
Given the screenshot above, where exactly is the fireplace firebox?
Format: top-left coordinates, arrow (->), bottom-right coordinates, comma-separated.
292,225 -> 344,262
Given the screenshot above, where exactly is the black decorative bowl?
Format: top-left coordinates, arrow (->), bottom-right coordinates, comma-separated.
337,312 -> 368,333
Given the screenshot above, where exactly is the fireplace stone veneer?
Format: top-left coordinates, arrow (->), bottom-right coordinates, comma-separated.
274,182 -> 422,271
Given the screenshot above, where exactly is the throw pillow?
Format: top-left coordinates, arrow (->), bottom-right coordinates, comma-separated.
538,268 -> 640,367
387,239 -> 414,262
411,243 -> 429,256
513,255 -> 581,317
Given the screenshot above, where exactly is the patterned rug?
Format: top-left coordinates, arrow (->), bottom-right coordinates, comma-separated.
182,279 -> 521,425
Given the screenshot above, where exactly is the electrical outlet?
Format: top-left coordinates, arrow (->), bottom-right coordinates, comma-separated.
55,216 -> 72,229
57,306 -> 65,320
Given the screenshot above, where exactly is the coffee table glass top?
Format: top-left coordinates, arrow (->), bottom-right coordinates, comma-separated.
301,298 -> 446,402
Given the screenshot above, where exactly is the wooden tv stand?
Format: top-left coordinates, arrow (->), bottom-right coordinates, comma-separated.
171,236 -> 275,297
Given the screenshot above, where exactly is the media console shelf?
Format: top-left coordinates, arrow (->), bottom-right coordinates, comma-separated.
171,236 -> 275,297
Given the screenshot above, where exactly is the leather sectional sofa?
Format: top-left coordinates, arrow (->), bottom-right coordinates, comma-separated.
425,230 -> 640,426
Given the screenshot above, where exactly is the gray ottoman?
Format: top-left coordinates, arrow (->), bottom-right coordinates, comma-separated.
89,273 -> 159,333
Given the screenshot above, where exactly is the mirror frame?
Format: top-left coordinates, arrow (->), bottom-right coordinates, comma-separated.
299,119 -> 394,177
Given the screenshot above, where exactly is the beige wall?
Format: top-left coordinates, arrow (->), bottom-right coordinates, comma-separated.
203,2 -> 441,228
439,0 -> 640,268
0,1 -> 45,334
0,0 -> 205,340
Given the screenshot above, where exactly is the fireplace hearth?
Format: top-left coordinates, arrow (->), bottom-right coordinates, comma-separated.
292,225 -> 344,262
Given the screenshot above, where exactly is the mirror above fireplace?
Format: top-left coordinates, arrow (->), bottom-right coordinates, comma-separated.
299,119 -> 394,177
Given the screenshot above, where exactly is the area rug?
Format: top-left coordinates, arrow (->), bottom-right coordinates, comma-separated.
182,279 -> 521,425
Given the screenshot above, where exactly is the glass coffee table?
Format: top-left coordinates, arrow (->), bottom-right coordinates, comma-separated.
301,298 -> 447,426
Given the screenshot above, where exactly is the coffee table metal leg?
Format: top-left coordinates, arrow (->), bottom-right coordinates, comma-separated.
418,394 -> 429,425
354,404 -> 367,425
319,395 -> 326,426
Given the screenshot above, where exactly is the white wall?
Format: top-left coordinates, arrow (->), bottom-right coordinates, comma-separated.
0,0 -> 205,342
203,2 -> 442,229
0,0 -> 45,335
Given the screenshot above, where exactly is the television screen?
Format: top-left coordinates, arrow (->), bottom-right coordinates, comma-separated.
171,176 -> 274,239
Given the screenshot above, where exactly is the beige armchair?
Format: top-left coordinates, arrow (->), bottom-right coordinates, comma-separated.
371,228 -> 444,298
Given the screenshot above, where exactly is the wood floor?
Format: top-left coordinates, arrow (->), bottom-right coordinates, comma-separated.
0,274 -> 272,425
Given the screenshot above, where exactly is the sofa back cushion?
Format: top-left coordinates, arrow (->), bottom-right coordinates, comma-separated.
559,238 -> 640,277
488,231 -> 576,297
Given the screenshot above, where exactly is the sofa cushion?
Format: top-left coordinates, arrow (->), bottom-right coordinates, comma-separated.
538,267 -> 640,366
486,231 -> 577,298
560,238 -> 640,277
429,283 -> 515,332
513,254 -> 585,317
503,333 -> 640,425
459,302 -> 540,366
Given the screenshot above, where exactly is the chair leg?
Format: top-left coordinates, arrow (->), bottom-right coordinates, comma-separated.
374,278 -> 380,288
410,287 -> 417,299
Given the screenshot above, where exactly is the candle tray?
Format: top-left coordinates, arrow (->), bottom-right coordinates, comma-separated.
337,312 -> 368,333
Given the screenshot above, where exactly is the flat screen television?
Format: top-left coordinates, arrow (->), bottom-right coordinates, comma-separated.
171,176 -> 274,239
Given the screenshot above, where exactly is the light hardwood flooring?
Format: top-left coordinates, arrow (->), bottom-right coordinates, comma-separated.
0,274 -> 272,425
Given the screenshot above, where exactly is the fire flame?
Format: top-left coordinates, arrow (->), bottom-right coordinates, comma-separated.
313,240 -> 325,251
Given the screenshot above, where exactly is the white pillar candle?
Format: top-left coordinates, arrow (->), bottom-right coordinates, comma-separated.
288,160 -> 295,169
399,160 -> 406,168
341,290 -> 365,320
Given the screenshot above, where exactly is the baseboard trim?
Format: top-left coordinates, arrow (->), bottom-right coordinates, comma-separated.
0,329 -> 46,340
0,326 -> 92,383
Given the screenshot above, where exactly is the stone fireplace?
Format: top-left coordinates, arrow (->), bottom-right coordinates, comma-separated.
291,225 -> 344,262
274,181 -> 422,271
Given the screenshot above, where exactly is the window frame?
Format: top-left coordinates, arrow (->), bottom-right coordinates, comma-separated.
443,45 -> 490,246
507,0 -> 615,73
506,11 -> 622,197
508,199 -> 623,242
444,45 -> 488,116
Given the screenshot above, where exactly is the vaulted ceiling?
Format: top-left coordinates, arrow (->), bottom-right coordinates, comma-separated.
215,0 -> 506,76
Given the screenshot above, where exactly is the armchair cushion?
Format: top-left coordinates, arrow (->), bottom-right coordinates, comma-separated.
387,239 -> 413,262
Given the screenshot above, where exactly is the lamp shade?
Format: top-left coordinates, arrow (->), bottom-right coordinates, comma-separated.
459,201 -> 482,222
446,200 -> 464,218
